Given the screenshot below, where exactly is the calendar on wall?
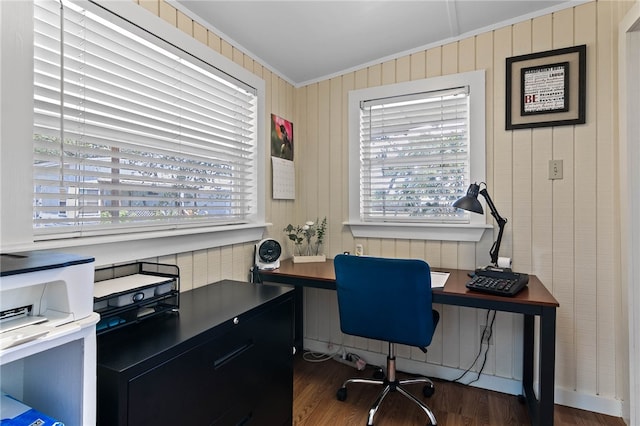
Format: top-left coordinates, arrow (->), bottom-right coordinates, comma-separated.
272,157 -> 295,199
270,114 -> 295,199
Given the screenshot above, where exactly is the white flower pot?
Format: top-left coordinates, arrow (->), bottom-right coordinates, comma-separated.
292,254 -> 326,263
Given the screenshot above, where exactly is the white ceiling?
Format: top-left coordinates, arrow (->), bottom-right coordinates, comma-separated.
173,1 -> 582,86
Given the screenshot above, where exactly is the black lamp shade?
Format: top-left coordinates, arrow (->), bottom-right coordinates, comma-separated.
452,183 -> 484,214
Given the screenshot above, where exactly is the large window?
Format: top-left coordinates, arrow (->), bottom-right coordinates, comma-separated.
33,0 -> 260,239
347,71 -> 487,241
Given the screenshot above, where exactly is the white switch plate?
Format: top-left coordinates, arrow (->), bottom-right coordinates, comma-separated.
549,160 -> 563,180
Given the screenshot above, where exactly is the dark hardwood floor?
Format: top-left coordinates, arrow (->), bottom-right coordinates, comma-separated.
293,353 -> 626,426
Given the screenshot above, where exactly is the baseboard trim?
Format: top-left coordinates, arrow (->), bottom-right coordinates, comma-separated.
555,386 -> 624,418
303,339 -> 624,419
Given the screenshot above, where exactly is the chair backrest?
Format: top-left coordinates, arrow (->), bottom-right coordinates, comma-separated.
333,254 -> 437,348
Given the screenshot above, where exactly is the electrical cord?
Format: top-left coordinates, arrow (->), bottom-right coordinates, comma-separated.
451,309 -> 496,385
303,350 -> 337,363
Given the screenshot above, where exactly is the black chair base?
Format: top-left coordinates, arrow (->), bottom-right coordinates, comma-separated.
335,344 -> 437,425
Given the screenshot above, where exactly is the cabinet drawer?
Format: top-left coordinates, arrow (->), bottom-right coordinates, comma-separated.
127,296 -> 292,426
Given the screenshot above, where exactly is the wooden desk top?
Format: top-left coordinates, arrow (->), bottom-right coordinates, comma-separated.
260,258 -> 559,308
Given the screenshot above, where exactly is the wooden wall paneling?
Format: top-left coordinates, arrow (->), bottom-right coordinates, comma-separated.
503,21 -> 533,381
316,290 -> 334,348
138,0 -> 159,16
395,240 -> 412,259
511,21 -> 533,275
458,37 -> 475,72
302,83 -> 321,343
298,84 -> 313,221
410,51 -> 426,80
573,1 -> 599,396
551,6 -> 577,392
492,25 -> 513,263
158,254 -> 176,267
176,9 -> 191,35
328,77 -> 343,256
314,76 -> 332,347
193,21 -> 206,45
176,252 -> 194,291
426,46 -> 443,78
456,36 -> 480,271
483,25 -> 513,380
159,1 -> 176,26
474,32 -> 495,270
340,72 -> 355,254
308,81 -> 327,222
206,247 -> 222,284
366,239 -> 382,257
442,42 -> 459,75
220,39 -> 232,61
264,70 -> 275,236
425,240 -> 442,267
192,249 -> 208,289
317,79 -> 331,241
381,59 -> 396,85
231,243 -> 249,281
530,13 -> 554,290
326,288 -> 342,354
409,240 -> 431,362
207,30 -> 221,53
394,239 -> 413,360
305,287 -> 321,342
243,53 -> 254,74
440,240 -> 461,370
219,245 -> 233,281
367,64 -> 382,88
396,56 -> 411,83
232,47 -> 243,67
594,0 -> 620,399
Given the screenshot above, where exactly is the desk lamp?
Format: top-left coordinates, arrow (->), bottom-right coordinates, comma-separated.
453,182 -> 509,271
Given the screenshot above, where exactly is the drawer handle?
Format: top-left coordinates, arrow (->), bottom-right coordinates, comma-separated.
213,340 -> 254,370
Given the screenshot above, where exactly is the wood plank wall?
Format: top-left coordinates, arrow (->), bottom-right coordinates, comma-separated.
133,0 -> 633,414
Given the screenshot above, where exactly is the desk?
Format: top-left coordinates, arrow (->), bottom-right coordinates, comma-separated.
258,258 -> 559,426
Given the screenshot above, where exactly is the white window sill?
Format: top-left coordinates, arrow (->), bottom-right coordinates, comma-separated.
345,221 -> 491,242
2,224 -> 268,267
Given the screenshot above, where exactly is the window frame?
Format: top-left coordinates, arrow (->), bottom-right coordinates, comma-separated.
346,70 -> 489,242
0,0 -> 266,262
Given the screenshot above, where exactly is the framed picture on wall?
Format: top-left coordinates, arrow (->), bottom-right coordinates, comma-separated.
506,45 -> 586,130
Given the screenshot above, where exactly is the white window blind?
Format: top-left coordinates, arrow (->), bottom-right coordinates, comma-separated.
33,0 -> 258,237
359,86 -> 470,223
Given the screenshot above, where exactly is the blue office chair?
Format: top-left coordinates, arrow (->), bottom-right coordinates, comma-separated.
333,254 -> 439,426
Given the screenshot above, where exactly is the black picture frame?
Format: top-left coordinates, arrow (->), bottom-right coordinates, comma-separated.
506,45 -> 586,130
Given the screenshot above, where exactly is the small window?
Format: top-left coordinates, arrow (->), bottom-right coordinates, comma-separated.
347,71 -> 487,241
33,0 -> 260,238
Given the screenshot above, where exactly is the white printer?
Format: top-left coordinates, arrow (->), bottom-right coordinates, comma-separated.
0,250 -> 100,425
0,251 -> 95,350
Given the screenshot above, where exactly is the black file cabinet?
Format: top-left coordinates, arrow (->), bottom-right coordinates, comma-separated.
97,280 -> 294,426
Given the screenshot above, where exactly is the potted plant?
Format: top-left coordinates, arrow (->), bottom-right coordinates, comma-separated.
284,217 -> 327,263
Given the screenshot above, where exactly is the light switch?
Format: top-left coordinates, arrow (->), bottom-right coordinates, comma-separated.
549,160 -> 563,180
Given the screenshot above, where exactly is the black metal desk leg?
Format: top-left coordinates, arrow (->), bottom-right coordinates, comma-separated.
538,306 -> 557,425
522,314 -> 535,395
294,286 -> 304,352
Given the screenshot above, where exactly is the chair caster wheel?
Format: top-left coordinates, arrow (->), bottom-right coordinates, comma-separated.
336,387 -> 347,401
423,383 -> 435,397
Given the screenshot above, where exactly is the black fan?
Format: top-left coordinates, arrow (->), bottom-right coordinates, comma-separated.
255,239 -> 281,270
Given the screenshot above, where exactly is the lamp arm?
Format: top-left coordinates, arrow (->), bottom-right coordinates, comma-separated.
479,188 -> 508,265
